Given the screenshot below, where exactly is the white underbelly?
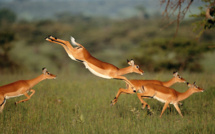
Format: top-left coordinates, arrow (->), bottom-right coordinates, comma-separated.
154,96 -> 173,104
154,96 -> 166,103
5,94 -> 23,99
83,62 -> 112,79
68,54 -> 76,61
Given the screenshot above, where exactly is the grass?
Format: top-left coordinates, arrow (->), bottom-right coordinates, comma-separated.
0,71 -> 214,134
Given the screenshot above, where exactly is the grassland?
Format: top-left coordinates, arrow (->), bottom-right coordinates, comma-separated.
0,71 -> 214,134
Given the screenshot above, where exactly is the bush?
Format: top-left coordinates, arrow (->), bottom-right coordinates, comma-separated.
132,38 -> 210,72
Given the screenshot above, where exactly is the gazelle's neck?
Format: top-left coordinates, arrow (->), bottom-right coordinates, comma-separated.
177,88 -> 194,102
117,66 -> 132,76
162,78 -> 175,87
26,74 -> 45,88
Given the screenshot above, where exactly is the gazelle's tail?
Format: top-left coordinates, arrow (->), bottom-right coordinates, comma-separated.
70,37 -> 84,48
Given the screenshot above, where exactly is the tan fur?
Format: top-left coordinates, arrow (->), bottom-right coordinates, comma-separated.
46,36 -> 144,91
111,72 -> 186,107
0,68 -> 56,113
137,82 -> 204,117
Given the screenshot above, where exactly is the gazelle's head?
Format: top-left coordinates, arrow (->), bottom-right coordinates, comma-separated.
42,67 -> 57,79
127,59 -> 144,75
187,82 -> 204,93
173,71 -> 186,83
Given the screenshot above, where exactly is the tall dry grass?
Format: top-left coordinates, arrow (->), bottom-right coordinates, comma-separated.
0,71 -> 214,134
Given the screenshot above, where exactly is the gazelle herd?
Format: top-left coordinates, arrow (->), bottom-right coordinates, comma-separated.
0,36 -> 204,117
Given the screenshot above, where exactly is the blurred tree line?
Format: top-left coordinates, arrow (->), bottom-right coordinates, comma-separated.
0,8 -> 214,74
0,8 -> 18,72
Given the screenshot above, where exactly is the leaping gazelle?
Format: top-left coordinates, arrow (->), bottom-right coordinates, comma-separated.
45,36 -> 144,91
138,82 -> 204,117
0,68 -> 56,113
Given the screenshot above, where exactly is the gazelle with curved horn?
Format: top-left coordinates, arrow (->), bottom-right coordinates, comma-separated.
0,68 -> 56,113
137,82 -> 204,117
46,36 -> 144,91
111,71 -> 186,106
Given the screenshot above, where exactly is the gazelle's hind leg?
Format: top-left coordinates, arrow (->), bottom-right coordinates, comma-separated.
45,36 -> 81,61
46,36 -> 78,50
0,102 -> 6,113
111,88 -> 135,106
0,96 -> 6,113
136,92 -> 154,110
47,36 -> 69,45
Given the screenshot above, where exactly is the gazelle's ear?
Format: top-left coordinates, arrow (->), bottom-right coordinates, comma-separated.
187,82 -> 191,87
173,71 -> 178,77
142,86 -> 145,91
42,67 -> 47,74
193,81 -> 196,85
128,59 -> 134,66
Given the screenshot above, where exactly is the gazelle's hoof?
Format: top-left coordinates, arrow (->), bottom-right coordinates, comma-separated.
147,109 -> 154,115
179,102 -> 183,106
110,101 -> 115,106
110,98 -> 117,106
142,104 -> 150,110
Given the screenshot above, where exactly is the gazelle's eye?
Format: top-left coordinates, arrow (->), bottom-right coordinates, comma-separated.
136,65 -> 139,69
179,76 -> 181,78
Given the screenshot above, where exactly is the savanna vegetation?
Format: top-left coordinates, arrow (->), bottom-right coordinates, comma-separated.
0,7 -> 214,73
0,72 -> 214,134
0,1 -> 215,133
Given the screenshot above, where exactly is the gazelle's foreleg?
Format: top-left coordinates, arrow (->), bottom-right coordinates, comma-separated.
15,89 -> 35,104
173,103 -> 183,117
160,101 -> 170,117
114,76 -> 136,92
111,88 -> 135,106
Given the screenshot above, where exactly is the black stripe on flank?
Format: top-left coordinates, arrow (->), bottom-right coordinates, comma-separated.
75,59 -> 83,62
141,96 -> 154,98
113,78 -> 123,80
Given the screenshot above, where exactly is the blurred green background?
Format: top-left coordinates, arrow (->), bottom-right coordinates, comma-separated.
0,0 -> 214,74
1,1 -> 215,133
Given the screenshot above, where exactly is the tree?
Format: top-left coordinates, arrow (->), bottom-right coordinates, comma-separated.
190,2 -> 215,38
133,38 -> 210,72
0,8 -> 18,72
160,0 -> 215,37
0,8 -> 16,25
0,31 -> 19,72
